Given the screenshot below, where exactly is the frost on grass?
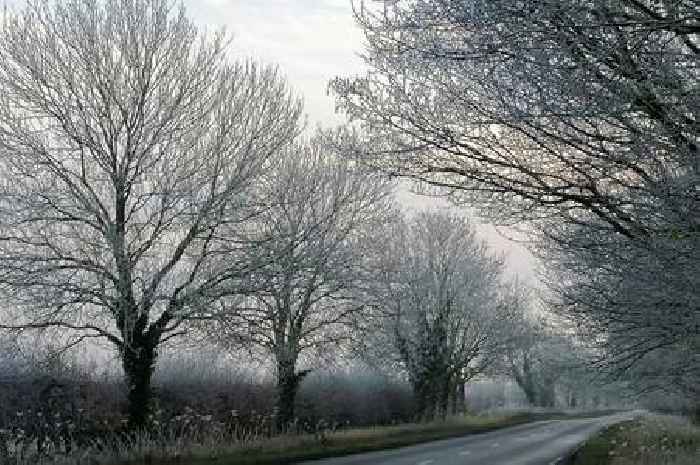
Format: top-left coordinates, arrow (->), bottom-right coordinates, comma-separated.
603,415 -> 700,465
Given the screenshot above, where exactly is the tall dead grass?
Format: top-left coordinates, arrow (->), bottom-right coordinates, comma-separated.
607,414 -> 700,465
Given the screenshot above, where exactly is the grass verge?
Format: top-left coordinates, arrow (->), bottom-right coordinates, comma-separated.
146,411 -> 607,465
570,414 -> 700,465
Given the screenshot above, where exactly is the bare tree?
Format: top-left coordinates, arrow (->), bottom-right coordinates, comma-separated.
365,210 -> 513,420
0,0 -> 303,428
332,0 -> 697,238
332,0 -> 698,399
538,216 -> 699,400
504,317 -> 574,408
214,132 -> 394,430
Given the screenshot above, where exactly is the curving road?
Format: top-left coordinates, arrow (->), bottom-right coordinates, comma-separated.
302,413 -> 635,465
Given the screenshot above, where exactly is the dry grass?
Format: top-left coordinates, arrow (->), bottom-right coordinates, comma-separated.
573,413 -> 700,465
148,412 -> 536,465
1,410 -> 612,465
0,412 -> 543,465
608,414 -> 700,465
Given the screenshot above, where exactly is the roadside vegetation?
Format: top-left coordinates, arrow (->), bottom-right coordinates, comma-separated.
2,410 -> 596,465
0,343 -> 618,465
572,414 -> 700,465
138,413 -> 536,465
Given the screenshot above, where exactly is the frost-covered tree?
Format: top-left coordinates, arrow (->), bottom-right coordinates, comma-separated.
333,0 -> 697,238
332,0 -> 698,397
538,218 -> 699,408
500,287 -> 552,407
0,0 -> 302,428
502,305 -> 611,410
504,315 -> 581,409
214,132 -> 394,430
366,211 -> 513,420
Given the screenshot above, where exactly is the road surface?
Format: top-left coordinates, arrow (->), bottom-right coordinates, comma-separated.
302,413 -> 635,465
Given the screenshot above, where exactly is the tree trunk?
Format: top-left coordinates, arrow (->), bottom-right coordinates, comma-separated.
569,390 -> 577,409
423,389 -> 437,422
437,373 -> 450,420
538,377 -> 556,408
410,373 -> 434,422
513,373 -> 538,406
691,402 -> 700,425
449,380 -> 458,415
456,380 -> 466,414
275,357 -> 309,432
513,356 -> 539,406
276,371 -> 297,431
122,339 -> 157,430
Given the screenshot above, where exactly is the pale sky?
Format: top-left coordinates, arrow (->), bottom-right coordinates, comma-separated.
185,0 -> 366,127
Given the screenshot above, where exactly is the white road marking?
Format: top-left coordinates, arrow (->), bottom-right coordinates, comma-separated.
548,457 -> 562,465
491,442 -> 500,448
459,450 -> 472,456
417,460 -> 434,465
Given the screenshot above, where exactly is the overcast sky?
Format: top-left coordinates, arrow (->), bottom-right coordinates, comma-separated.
185,0 -> 366,127
186,0 -> 537,282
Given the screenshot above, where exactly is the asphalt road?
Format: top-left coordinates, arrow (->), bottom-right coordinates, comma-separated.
301,413 -> 635,465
